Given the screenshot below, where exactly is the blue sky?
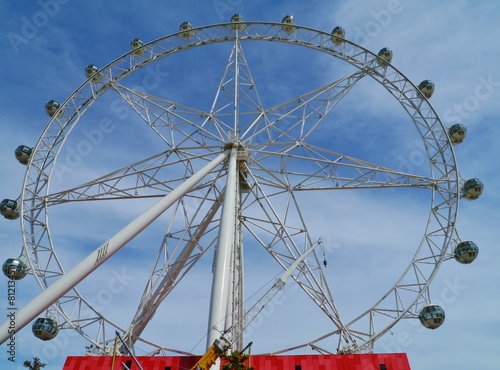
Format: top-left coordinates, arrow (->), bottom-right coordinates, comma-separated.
1,1 -> 500,369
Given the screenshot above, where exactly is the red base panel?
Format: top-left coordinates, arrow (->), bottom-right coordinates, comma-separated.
63,353 -> 411,370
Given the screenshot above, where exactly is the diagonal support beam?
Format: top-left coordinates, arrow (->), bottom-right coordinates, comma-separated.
0,150 -> 229,345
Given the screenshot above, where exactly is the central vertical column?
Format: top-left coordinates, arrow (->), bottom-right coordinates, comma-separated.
206,146 -> 239,348
233,38 -> 240,137
229,189 -> 245,350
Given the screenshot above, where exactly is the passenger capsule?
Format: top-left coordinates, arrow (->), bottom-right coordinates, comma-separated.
85,64 -> 101,82
448,123 -> 467,145
419,304 -> 445,329
15,145 -> 32,165
32,317 -> 59,341
230,14 -> 245,31
377,47 -> 393,66
281,15 -> 295,34
461,178 -> 484,200
130,38 -> 145,57
454,241 -> 479,264
45,100 -> 63,118
331,26 -> 345,45
418,80 -> 435,99
179,21 -> 194,40
0,199 -> 19,220
2,258 -> 27,280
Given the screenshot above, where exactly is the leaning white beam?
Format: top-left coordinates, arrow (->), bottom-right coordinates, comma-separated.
0,150 -> 229,345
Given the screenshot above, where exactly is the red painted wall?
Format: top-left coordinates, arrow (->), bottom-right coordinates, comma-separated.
63,353 -> 411,370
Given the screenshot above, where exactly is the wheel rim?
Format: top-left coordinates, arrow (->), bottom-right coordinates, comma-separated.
20,22 -> 459,354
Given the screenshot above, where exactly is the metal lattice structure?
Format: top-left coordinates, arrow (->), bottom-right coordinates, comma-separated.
0,20 -> 480,356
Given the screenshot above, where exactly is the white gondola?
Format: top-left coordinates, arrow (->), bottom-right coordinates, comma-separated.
32,317 -> 59,341
448,123 -> 467,145
281,15 -> 295,34
377,47 -> 393,66
2,258 -> 27,280
419,304 -> 445,329
331,26 -> 345,45
454,241 -> 479,264
45,100 -> 63,118
230,14 -> 245,31
15,145 -> 32,165
418,80 -> 435,99
85,64 -> 101,82
0,199 -> 19,220
179,21 -> 194,40
461,178 -> 484,200
130,38 -> 145,57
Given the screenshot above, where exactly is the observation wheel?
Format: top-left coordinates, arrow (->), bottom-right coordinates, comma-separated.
1,16 -> 484,356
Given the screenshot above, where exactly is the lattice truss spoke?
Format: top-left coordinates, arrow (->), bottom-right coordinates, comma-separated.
242,69 -> 367,146
109,82 -> 225,147
44,149 -> 221,204
238,162 -> 353,343
246,144 -> 444,191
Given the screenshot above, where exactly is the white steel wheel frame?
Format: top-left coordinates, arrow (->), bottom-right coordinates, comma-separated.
18,22 -> 460,355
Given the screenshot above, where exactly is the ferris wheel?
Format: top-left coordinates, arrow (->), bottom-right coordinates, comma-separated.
0,15 -> 484,356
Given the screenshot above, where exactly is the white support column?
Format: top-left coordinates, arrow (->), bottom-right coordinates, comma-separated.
233,39 -> 240,136
227,183 -> 244,351
0,150 -> 229,345
206,146 -> 239,348
237,207 -> 245,349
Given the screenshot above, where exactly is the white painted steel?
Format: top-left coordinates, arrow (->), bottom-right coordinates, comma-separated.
0,150 -> 229,344
206,147 -> 239,348
12,21 -> 470,355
